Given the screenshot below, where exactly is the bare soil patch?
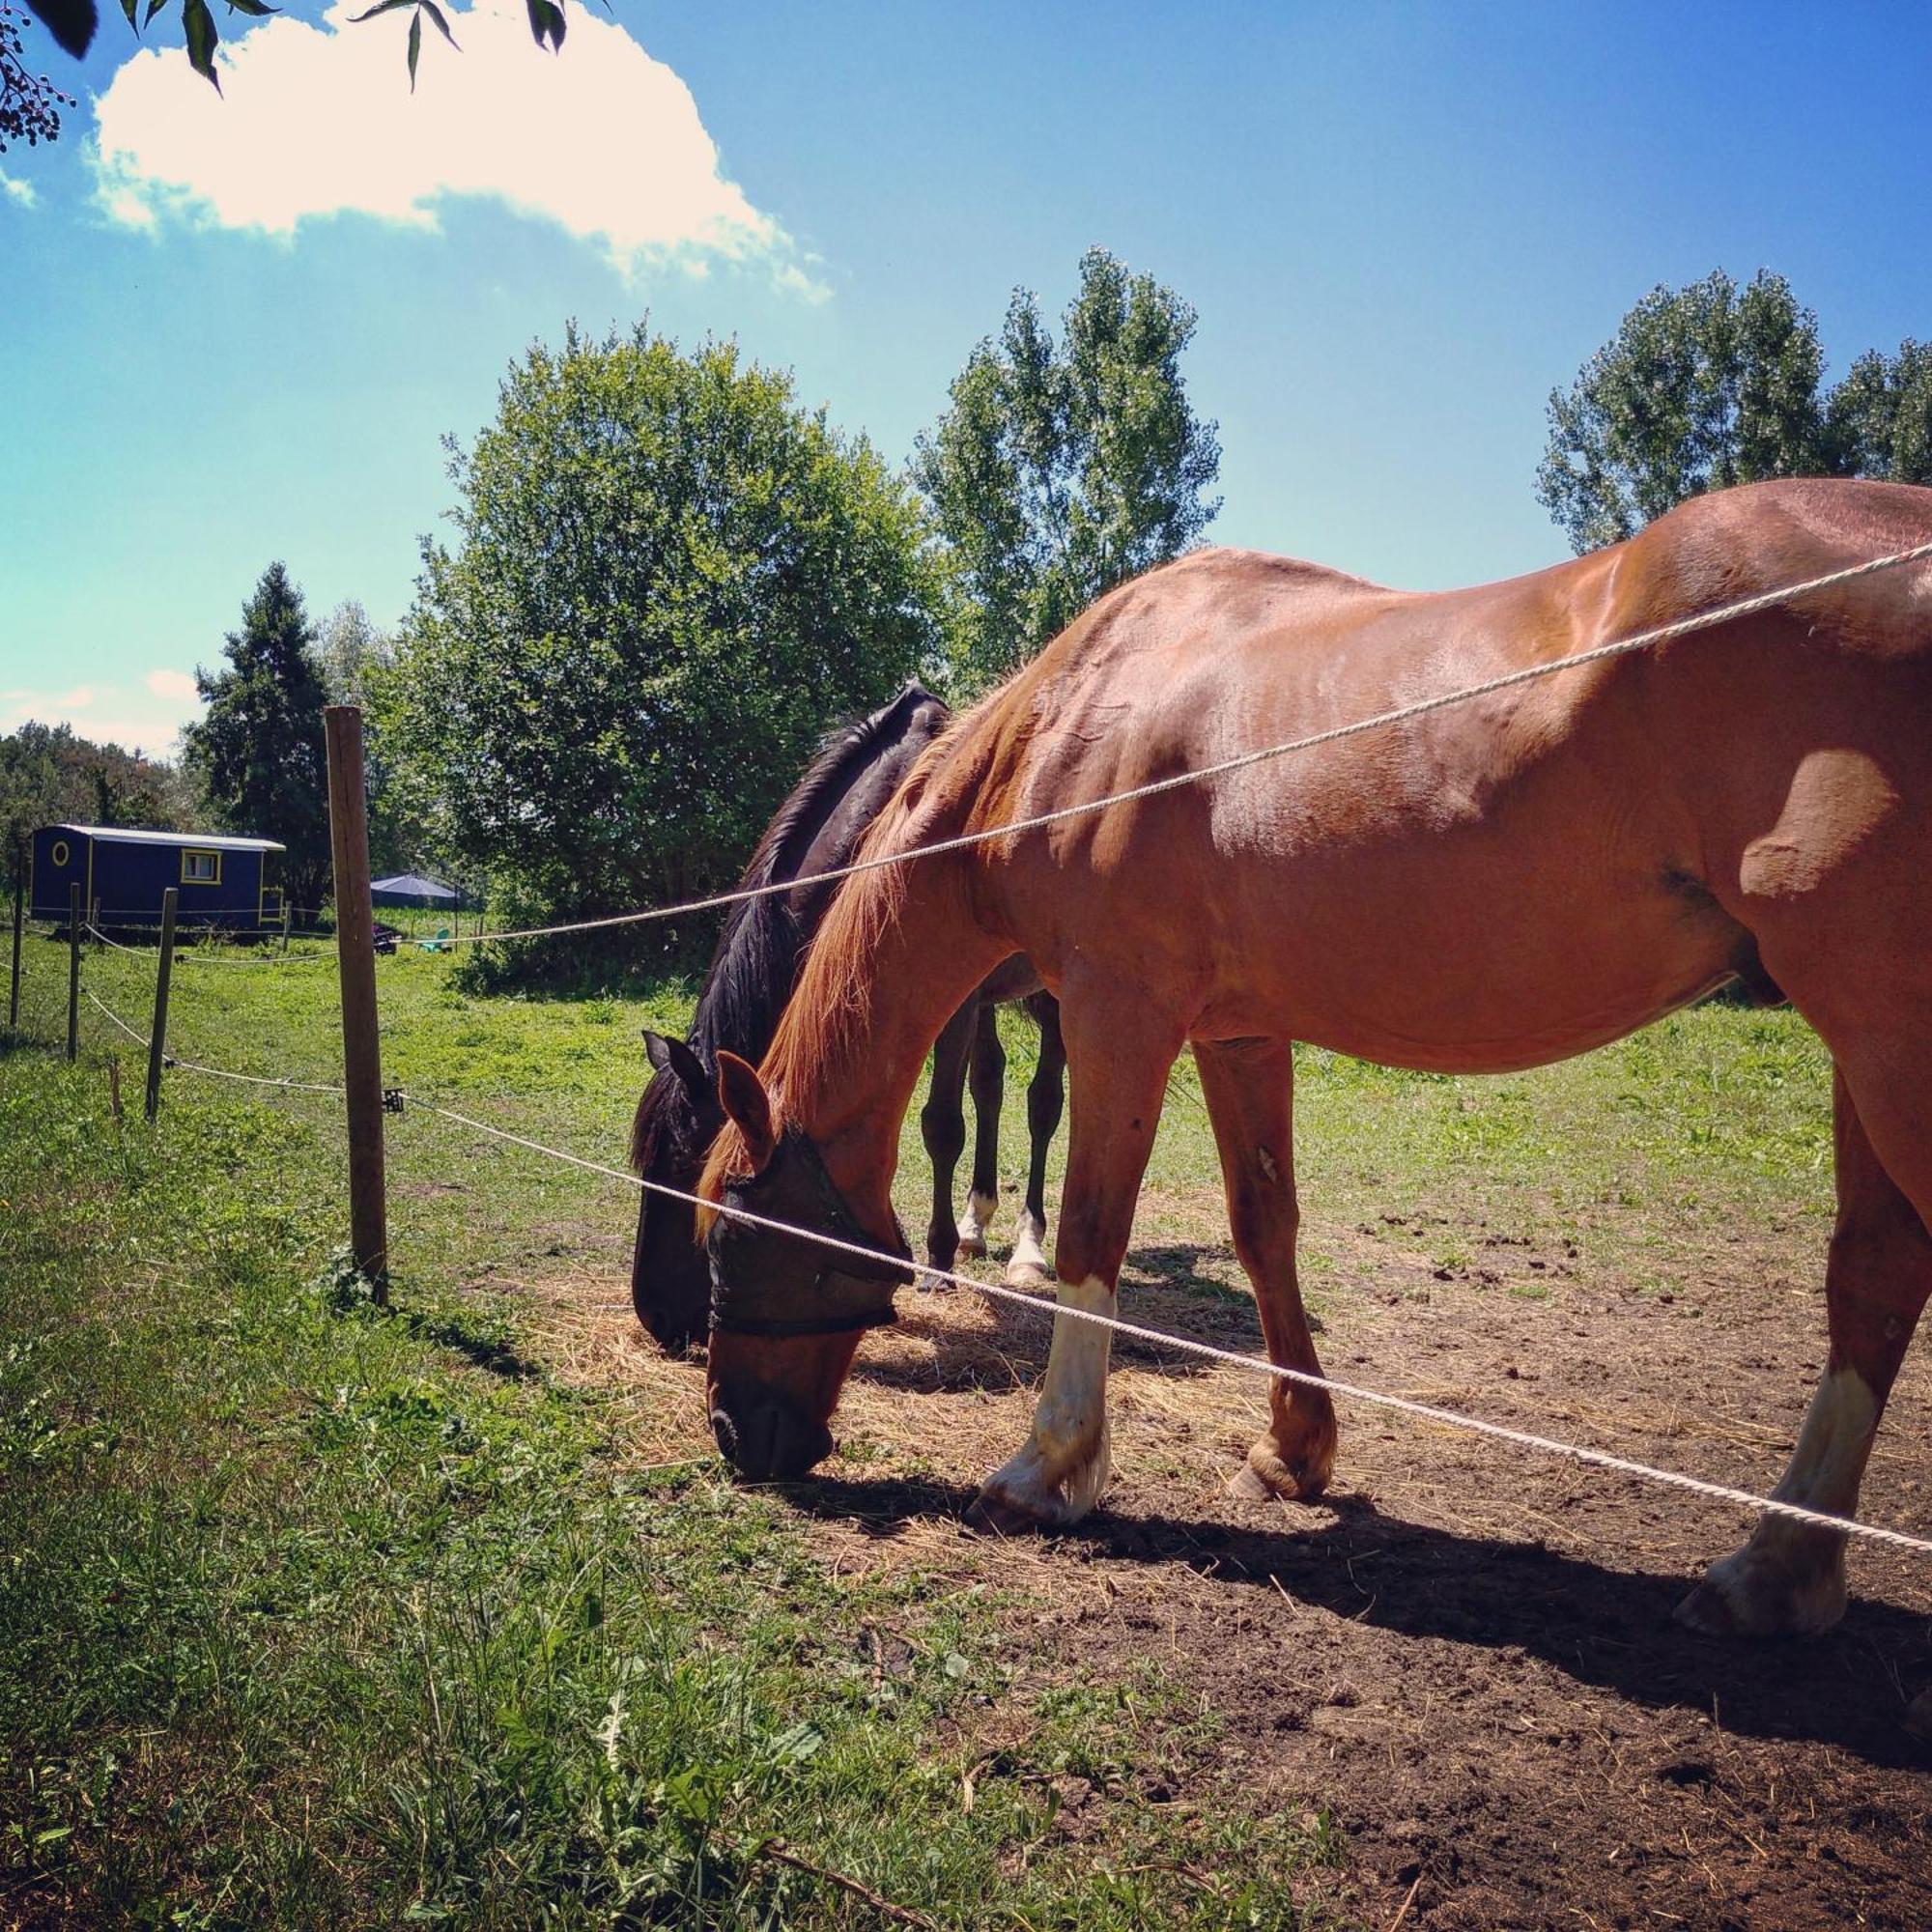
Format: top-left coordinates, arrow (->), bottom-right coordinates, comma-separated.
499,1208 -> 1932,1931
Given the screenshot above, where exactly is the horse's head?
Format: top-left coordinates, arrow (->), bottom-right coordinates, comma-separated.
629,1031 -> 723,1352
699,1052 -> 909,1480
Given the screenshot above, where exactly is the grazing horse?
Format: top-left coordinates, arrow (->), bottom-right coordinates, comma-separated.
698,478 -> 1932,1673
629,683 -> 1065,1352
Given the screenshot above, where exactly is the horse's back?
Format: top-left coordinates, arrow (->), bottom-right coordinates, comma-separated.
971,480 -> 1932,1071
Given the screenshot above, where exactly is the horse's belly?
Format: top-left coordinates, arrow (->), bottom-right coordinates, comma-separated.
1191,845 -> 1745,1074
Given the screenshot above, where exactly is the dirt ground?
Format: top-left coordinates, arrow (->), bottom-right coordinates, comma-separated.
502,1206 -> 1932,1932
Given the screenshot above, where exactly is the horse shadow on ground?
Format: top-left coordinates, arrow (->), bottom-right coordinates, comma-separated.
852,1239 -> 1259,1394
780,1471 -> 1932,1768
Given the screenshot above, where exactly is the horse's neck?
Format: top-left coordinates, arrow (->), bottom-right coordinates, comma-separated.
779,860 -> 1010,1205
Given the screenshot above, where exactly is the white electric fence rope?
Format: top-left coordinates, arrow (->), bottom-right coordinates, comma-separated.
64,982 -> 1932,1558
412,1095 -> 1932,1561
432,537 -> 1932,951
82,988 -> 348,1095
85,922 -> 331,968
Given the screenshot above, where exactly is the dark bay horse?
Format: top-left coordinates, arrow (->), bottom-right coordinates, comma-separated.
629,683 -> 1065,1352
698,479 -> 1932,1685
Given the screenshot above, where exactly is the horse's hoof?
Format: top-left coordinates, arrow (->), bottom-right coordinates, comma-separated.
1226,1462 -> 1278,1503
956,1233 -> 988,1261
913,1269 -> 953,1295
1673,1542 -> 1847,1637
1673,1576 -> 1743,1637
1227,1457 -> 1328,1504
1228,1431 -> 1334,1504
971,1427 -> 1109,1533
1003,1259 -> 1053,1293
1906,1690 -> 1931,1743
965,1488 -> 1053,1537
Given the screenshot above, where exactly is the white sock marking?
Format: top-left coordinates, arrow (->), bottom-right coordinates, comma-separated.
957,1189 -> 998,1250
981,1273 -> 1115,1522
1690,1368 -> 1879,1634
1008,1208 -> 1049,1279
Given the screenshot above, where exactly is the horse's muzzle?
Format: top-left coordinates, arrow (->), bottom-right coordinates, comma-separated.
710,1392 -> 834,1481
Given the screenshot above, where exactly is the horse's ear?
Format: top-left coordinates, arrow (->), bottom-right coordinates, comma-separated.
715,1051 -> 778,1172
644,1030 -> 707,1096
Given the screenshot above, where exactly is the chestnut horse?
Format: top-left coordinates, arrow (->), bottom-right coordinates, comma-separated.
630,683 -> 1065,1351
696,479 -> 1932,1682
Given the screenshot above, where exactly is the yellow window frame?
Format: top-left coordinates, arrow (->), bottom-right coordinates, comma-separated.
182,848 -> 223,886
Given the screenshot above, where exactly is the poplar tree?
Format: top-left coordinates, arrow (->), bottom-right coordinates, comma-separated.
1537,270 -> 1932,554
916,247 -> 1222,693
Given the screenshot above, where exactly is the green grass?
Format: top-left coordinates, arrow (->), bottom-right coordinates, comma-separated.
0,929 -> 1842,1925
0,936 -> 1350,1929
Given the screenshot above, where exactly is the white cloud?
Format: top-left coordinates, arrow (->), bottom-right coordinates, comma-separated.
146,668 -> 199,701
89,0 -> 824,293
3,670 -> 203,756
0,168 -> 38,210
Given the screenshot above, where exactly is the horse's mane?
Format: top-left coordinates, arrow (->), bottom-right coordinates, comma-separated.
698,687 -> 1022,1208
631,682 -> 949,1176
692,682 -> 950,1064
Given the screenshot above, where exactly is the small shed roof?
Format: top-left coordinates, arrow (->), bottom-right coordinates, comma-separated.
46,823 -> 286,853
372,872 -> 457,900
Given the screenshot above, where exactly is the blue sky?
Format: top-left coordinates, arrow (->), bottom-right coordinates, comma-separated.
4,0 -> 1930,754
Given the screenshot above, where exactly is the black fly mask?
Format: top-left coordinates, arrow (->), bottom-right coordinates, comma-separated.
707,1129 -> 913,1338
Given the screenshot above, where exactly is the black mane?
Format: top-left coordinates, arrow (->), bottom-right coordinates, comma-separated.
690,682 -> 950,1065
630,682 -> 948,1178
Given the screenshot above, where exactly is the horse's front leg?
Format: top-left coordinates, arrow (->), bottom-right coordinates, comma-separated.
1008,993 -> 1065,1289
957,1000 -> 1005,1258
918,999 -> 978,1280
1193,1037 -> 1336,1500
972,992 -> 1180,1529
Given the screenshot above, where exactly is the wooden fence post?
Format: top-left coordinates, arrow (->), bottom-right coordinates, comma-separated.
67,883 -> 81,1062
8,841 -> 22,1032
145,887 -> 177,1123
325,705 -> 389,1294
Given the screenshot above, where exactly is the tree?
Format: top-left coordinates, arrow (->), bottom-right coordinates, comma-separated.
915,246 -> 1221,693
372,324 -> 942,940
1,722 -> 191,893
24,0 -> 567,99
316,598 -> 424,876
1536,270 -> 1835,554
182,562 -> 333,909
1827,340 -> 1932,486
317,599 -> 395,709
1536,270 -> 1932,554
2,0 -> 69,149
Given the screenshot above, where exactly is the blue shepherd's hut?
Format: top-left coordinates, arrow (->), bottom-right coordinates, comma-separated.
30,825 -> 287,933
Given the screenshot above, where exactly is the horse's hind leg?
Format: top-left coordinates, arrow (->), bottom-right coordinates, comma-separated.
1679,1065 -> 1931,1635
957,1000 -> 1006,1258
1194,1037 -> 1337,1501
1009,993 -> 1065,1289
919,998 -> 978,1278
